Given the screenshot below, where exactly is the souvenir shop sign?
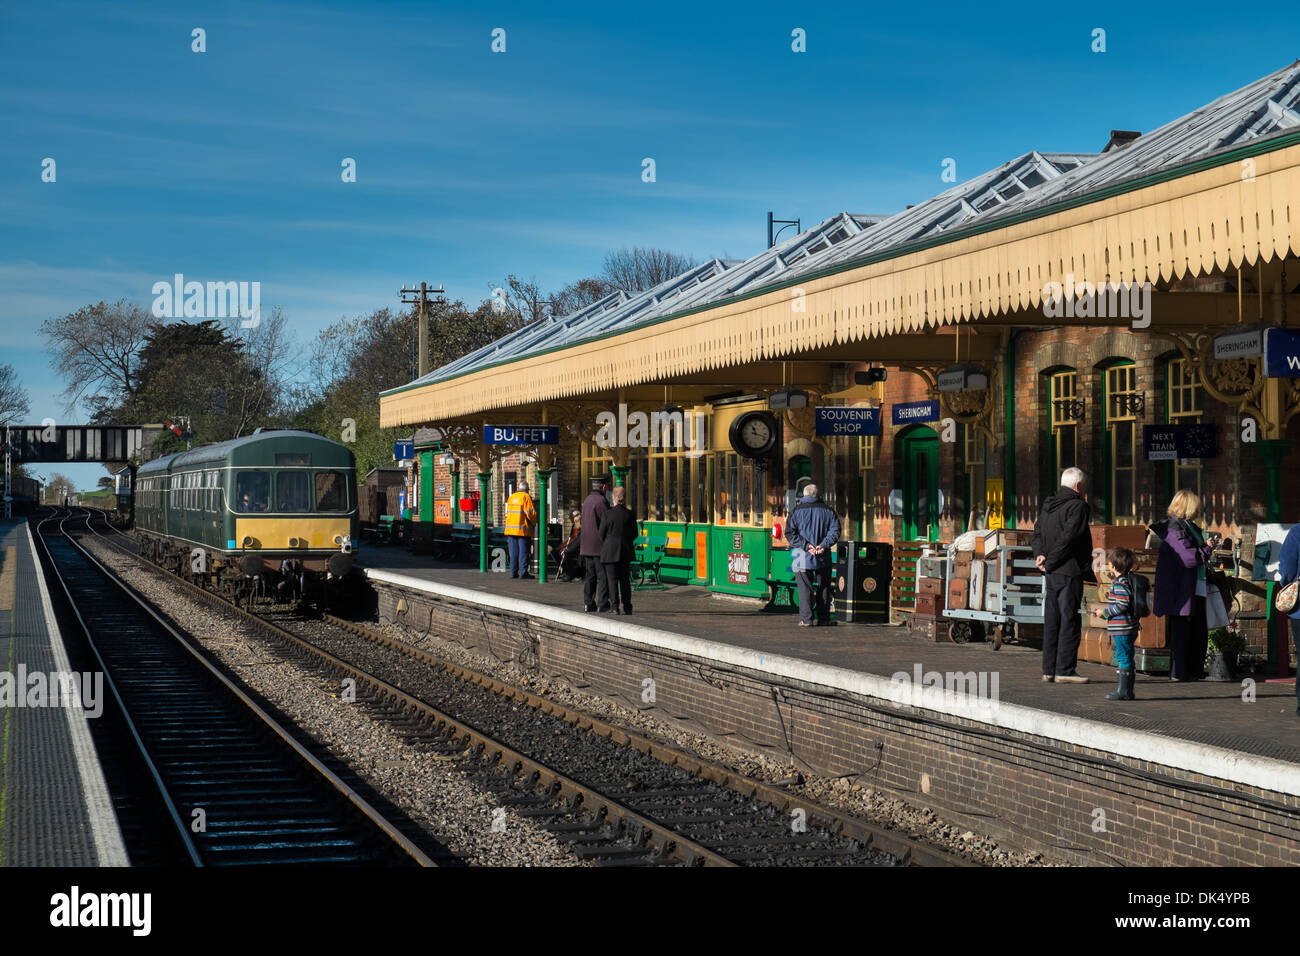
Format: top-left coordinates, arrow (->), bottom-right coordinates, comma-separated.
1142,424 -> 1218,461
814,406 -> 881,436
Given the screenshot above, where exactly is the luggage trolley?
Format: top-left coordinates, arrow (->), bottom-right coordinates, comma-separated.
942,543 -> 1045,649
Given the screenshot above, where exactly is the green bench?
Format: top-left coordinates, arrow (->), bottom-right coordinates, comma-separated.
632,535 -> 667,590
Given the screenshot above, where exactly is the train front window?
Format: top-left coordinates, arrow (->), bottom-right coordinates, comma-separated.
315,471 -> 347,511
276,470 -> 311,512
235,472 -> 269,512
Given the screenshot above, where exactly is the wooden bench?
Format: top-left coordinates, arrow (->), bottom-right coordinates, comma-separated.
632,536 -> 667,589
444,523 -> 479,561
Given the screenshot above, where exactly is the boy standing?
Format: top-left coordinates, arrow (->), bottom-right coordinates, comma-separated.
1092,546 -> 1140,701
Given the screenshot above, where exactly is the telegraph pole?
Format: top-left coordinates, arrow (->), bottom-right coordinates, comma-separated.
400,282 -> 446,380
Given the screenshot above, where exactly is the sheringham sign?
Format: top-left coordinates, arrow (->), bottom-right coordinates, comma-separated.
892,399 -> 940,425
1213,324 -> 1267,360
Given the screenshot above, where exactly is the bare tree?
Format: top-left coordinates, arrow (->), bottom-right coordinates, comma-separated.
39,299 -> 155,417
550,277 -> 618,318
0,363 -> 30,424
496,275 -> 553,324
224,307 -> 295,437
600,247 -> 699,293
46,472 -> 75,502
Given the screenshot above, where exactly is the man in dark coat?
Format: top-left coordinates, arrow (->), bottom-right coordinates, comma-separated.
785,484 -> 840,627
598,485 -> 638,615
580,477 -> 610,612
1030,467 -> 1094,683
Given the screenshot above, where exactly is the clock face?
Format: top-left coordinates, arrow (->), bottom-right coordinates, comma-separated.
742,416 -> 771,448
730,410 -> 778,457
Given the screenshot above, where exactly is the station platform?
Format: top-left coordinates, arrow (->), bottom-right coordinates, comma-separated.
0,520 -> 126,867
359,545 -> 1300,866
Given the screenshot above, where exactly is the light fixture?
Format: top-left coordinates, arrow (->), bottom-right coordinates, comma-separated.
768,387 -> 809,410
937,363 -> 990,392
854,367 -> 887,385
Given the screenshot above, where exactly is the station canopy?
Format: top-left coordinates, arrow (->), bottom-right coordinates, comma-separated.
381,61 -> 1300,427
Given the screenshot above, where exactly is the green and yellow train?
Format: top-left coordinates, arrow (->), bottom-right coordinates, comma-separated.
134,430 -> 359,603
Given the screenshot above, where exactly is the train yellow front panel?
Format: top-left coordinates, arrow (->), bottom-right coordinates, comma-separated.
233,518 -> 351,550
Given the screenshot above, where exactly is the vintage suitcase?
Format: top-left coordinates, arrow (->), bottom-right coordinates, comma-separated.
1135,614 -> 1166,649
947,578 -> 969,611
984,582 -> 1002,614
917,576 -> 945,596
952,551 -> 973,579
969,561 -> 986,610
985,557 -> 1002,583
1134,646 -> 1170,673
916,555 -> 946,579
1078,626 -> 1115,665
973,531 -> 999,558
913,593 -> 944,618
910,619 -> 944,642
1090,524 -> 1152,552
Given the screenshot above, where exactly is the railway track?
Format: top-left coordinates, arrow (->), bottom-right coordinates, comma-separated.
81,509 -> 967,867
33,510 -> 438,866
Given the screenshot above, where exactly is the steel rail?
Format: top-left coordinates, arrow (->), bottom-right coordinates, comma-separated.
43,509 -> 436,867
78,510 -> 730,866
86,509 -> 965,867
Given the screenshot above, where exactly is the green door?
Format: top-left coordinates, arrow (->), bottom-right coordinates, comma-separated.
901,426 -> 939,541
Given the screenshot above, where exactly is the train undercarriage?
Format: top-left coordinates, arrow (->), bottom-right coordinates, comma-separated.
134,531 -> 361,610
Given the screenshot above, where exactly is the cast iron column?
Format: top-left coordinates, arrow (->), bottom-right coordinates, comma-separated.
477,469 -> 492,573
536,468 -> 552,583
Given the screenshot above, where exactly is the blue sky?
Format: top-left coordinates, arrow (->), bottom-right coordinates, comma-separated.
2,0 -> 1298,487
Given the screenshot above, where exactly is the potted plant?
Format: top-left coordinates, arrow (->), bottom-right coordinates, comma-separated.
1206,625 -> 1246,681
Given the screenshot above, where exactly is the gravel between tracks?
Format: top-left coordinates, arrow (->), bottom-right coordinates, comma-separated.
81,533 -> 585,867
366,604 -> 1054,867
84,522 -> 1047,865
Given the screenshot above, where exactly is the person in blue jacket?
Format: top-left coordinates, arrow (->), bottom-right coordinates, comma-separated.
1278,523 -> 1300,716
785,484 -> 840,628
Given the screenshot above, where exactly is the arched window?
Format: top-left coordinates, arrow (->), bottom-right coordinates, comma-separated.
1048,368 -> 1080,481
1102,360 -> 1140,524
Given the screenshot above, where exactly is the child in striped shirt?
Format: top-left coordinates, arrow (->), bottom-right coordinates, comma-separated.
1091,546 -> 1139,701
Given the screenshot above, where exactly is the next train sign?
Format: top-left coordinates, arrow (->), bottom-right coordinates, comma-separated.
483,425 -> 560,445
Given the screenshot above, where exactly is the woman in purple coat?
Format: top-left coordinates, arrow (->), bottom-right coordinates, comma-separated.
1148,490 -> 1214,682
1277,522 -> 1300,716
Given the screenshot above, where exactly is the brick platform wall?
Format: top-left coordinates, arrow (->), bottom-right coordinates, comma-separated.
374,580 -> 1300,866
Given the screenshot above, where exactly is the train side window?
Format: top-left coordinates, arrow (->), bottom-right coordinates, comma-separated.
276,470 -> 311,512
314,471 -> 347,512
236,472 -> 270,512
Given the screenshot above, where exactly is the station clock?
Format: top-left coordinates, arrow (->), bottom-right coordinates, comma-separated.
728,410 -> 779,459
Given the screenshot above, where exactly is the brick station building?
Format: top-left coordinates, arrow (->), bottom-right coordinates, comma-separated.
382,62 -> 1300,668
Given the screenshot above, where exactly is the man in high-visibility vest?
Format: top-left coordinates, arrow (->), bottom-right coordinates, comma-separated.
504,480 -> 539,579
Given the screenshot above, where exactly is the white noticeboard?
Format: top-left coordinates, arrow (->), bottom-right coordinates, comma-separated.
1253,523 -> 1296,581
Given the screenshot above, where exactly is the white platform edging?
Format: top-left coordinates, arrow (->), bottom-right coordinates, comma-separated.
366,567 -> 1300,798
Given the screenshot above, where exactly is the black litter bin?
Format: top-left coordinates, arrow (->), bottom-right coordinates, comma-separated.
835,541 -> 892,623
